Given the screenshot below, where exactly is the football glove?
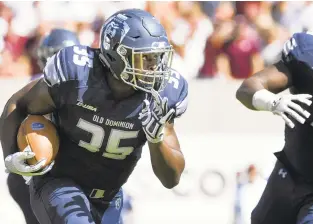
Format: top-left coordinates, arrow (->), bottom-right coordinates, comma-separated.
4,146 -> 54,177
253,89 -> 312,128
139,89 -> 175,143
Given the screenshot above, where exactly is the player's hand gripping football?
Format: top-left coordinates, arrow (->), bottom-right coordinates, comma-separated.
4,146 -> 54,176
269,94 -> 312,128
139,89 -> 175,143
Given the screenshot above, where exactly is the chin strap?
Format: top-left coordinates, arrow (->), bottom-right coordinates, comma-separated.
99,52 -> 120,80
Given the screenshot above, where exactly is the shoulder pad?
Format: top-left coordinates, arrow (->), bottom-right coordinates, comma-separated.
43,45 -> 95,87
282,32 -> 313,67
161,69 -> 188,119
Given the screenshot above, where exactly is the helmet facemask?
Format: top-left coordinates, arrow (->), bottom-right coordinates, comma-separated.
117,44 -> 174,93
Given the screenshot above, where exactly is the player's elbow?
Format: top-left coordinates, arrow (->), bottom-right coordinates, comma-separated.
162,169 -> 184,189
154,169 -> 181,189
1,99 -> 17,121
235,83 -> 246,103
162,178 -> 180,189
235,87 -> 242,101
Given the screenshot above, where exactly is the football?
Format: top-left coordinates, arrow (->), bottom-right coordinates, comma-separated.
17,115 -> 59,166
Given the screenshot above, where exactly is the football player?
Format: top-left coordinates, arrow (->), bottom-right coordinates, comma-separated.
3,28 -> 80,224
236,31 -> 313,224
1,9 -> 188,224
33,28 -> 81,80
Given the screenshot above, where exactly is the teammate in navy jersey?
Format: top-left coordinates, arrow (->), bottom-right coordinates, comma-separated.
3,28 -> 79,224
2,9 -> 188,224
236,31 -> 313,224
31,28 -> 80,81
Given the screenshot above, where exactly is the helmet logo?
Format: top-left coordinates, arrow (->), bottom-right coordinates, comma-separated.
105,21 -> 119,38
102,21 -> 119,50
101,14 -> 130,53
103,36 -> 110,50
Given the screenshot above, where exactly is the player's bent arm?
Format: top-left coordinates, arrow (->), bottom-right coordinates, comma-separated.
236,61 -> 292,110
0,78 -> 56,159
148,122 -> 185,189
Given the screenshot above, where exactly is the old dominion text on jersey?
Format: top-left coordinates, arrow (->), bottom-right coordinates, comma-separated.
41,45 -> 188,192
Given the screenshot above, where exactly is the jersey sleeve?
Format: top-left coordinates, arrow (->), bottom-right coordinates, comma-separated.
43,51 -> 67,87
281,32 -> 313,86
42,51 -> 65,108
43,45 -> 95,107
163,70 -> 188,122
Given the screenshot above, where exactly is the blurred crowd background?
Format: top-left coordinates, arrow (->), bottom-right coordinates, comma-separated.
0,1 -> 306,224
1,1 -> 312,80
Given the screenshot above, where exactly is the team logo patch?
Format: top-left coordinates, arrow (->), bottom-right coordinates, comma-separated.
31,122 -> 44,130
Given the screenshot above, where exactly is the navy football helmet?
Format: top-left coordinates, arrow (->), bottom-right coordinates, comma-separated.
99,9 -> 174,93
37,28 -> 80,70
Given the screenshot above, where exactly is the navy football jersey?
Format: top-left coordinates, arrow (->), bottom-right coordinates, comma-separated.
280,31 -> 313,181
40,45 -> 188,191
